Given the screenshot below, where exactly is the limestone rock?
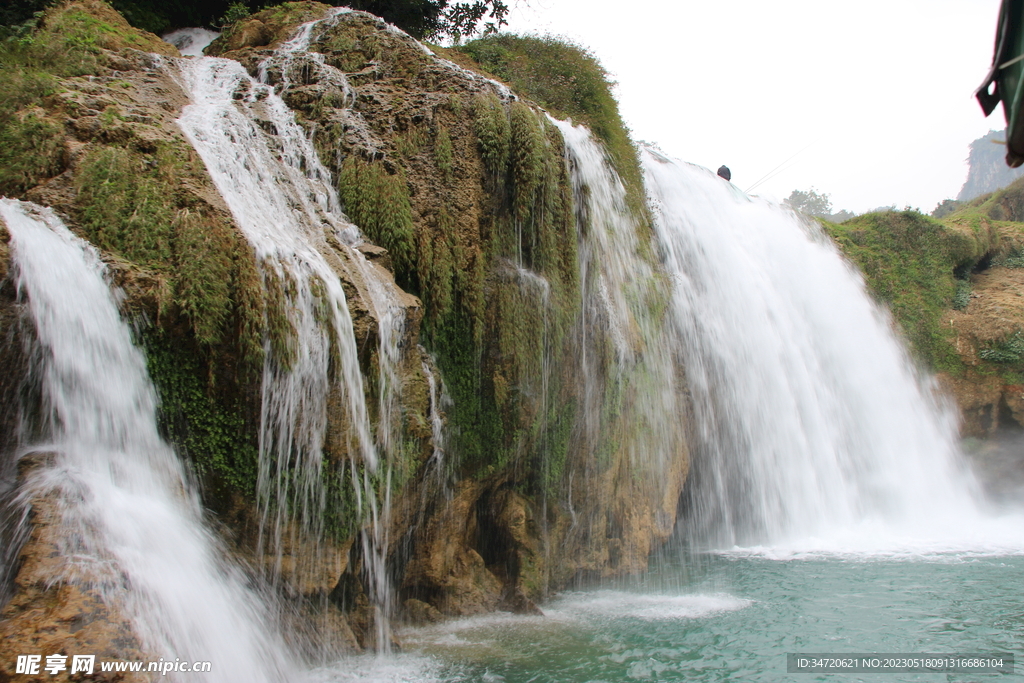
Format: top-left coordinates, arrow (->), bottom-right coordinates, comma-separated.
0,458 -> 149,683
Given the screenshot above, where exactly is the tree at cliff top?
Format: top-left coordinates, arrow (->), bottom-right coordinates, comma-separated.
785,188 -> 855,223
1,0 -> 507,38
785,188 -> 832,217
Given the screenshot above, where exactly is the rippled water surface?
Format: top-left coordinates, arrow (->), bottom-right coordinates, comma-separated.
317,552 -> 1024,682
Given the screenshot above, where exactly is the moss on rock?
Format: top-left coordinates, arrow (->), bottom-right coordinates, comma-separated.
457,34 -> 648,222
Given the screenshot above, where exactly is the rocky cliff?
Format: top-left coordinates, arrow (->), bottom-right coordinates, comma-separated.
0,0 -> 690,671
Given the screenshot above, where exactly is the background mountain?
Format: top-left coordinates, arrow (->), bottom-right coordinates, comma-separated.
957,129 -> 1024,202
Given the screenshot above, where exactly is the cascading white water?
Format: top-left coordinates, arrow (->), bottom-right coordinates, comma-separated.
553,120 -> 685,498
643,149 -> 1024,555
161,27 -> 220,57
173,11 -> 397,652
421,353 -> 450,474
0,199 -> 296,682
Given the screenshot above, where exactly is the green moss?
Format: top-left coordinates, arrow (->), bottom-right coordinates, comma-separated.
338,156 -> 415,275
417,206 -> 455,322
509,101 -> 543,224
175,210 -> 233,345
433,110 -> 578,481
395,123 -> 430,159
76,145 -> 176,264
0,110 -> 66,196
262,260 -> 297,372
459,34 -> 647,222
473,92 -> 511,177
433,123 -> 453,182
55,8 -> 139,50
143,329 -> 259,497
323,460 -> 362,540
74,143 -> 263,350
826,210 -> 979,374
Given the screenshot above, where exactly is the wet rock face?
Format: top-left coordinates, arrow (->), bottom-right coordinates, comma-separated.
0,458 -> 148,683
256,8 -> 693,606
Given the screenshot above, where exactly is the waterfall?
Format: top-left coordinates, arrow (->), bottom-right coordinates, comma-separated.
552,120 -> 688,563
642,149 -> 1017,554
174,10 -> 396,653
161,27 -> 220,57
422,354 -> 450,475
0,199 -> 295,681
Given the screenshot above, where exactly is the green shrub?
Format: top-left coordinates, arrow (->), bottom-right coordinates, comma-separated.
979,332 -> 1024,363
338,157 -> 415,275
1005,250 -> 1024,268
218,1 -> 251,27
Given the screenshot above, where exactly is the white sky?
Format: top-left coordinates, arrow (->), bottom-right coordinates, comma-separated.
501,0 -> 1006,214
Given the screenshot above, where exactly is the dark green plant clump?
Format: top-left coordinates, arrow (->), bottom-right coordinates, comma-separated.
338,157 -> 416,275
1004,249 -> 1024,268
932,198 -> 962,219
979,331 -> 1024,363
458,34 -> 648,220
143,331 -> 259,496
952,279 -> 972,310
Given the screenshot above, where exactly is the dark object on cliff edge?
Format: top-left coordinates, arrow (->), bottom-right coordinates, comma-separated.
977,0 -> 1024,167
717,165 -> 731,181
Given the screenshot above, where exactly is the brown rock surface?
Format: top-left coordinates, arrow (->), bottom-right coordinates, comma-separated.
944,266 -> 1024,435
0,458 -> 149,683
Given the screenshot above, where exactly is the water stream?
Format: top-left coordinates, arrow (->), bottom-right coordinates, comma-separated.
174,12 -> 397,653
0,199 -> 296,682
645,148 -> 1024,555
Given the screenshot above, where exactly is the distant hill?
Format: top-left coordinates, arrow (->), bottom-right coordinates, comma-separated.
957,129 -> 1024,201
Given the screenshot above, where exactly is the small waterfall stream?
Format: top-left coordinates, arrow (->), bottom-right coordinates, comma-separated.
553,120 -> 686,526
174,10 -> 397,653
0,199 -> 296,682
